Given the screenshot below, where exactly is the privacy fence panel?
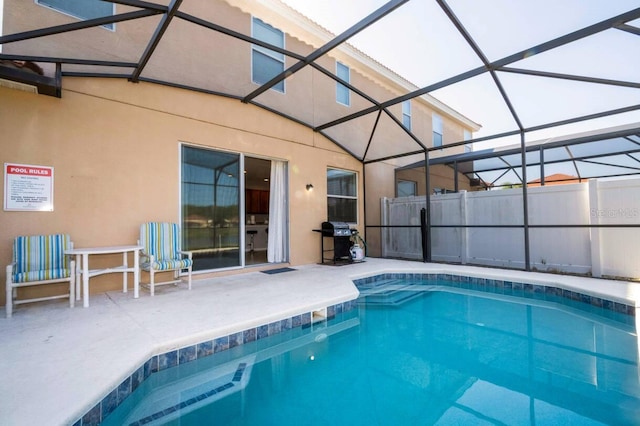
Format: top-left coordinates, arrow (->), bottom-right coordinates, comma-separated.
527,184 -> 591,274
380,177 -> 640,280
465,189 -> 525,269
431,193 -> 463,263
593,178 -> 640,279
382,196 -> 424,260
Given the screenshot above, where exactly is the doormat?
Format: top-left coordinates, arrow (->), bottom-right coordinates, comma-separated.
261,267 -> 296,275
318,260 -> 365,267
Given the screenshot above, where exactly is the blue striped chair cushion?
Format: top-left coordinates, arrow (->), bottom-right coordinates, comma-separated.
12,234 -> 72,283
140,223 -> 191,271
141,258 -> 193,271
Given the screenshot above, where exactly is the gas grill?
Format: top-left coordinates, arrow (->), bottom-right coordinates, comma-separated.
320,221 -> 353,264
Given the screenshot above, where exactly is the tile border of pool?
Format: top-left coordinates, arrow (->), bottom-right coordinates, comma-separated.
127,362 -> 248,426
353,273 -> 637,317
74,299 -> 358,426
75,271 -> 636,425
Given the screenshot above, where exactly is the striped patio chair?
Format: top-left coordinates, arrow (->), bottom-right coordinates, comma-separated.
5,233 -> 76,318
139,222 -> 193,296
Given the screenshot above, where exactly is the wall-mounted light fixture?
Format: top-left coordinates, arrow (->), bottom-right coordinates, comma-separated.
306,184 -> 314,191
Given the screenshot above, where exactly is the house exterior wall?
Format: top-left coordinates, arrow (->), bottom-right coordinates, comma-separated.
1,0 -> 479,301
395,165 -> 474,195
0,78 -> 363,302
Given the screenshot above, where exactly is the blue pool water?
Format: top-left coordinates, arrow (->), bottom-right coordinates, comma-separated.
103,279 -> 639,425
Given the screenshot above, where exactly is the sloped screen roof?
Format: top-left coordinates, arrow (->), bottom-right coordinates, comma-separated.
1,0 -> 639,169
401,123 -> 640,187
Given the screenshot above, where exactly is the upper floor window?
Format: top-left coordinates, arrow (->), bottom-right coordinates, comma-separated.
397,180 -> 417,197
433,113 -> 443,148
327,168 -> 357,223
402,100 -> 412,130
36,0 -> 114,30
336,62 -> 350,106
251,17 -> 285,93
464,129 -> 473,153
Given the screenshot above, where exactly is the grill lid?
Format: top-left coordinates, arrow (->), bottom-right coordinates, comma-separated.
321,221 -> 352,236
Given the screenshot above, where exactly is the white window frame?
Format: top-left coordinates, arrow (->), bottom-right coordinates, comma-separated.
402,100 -> 412,130
35,0 -> 115,31
327,167 -> 358,224
251,17 -> 285,94
433,113 -> 443,148
336,62 -> 350,106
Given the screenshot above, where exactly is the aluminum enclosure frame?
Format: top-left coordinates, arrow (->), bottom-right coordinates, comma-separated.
1,0 -> 640,271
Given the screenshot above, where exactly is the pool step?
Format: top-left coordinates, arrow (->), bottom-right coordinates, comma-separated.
123,356 -> 255,426
357,279 -> 430,306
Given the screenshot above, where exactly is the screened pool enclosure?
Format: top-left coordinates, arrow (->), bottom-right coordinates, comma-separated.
2,0 -> 639,273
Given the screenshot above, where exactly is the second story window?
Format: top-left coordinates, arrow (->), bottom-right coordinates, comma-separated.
251,17 -> 285,93
36,0 -> 114,30
464,129 -> 473,153
402,100 -> 412,130
336,62 -> 350,106
433,113 -> 443,148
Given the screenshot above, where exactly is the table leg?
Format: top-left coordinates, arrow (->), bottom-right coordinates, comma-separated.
122,252 -> 128,293
133,249 -> 139,299
82,253 -> 90,308
75,254 -> 81,301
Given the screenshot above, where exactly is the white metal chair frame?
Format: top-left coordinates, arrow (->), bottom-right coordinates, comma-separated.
138,222 -> 193,296
5,235 -> 76,318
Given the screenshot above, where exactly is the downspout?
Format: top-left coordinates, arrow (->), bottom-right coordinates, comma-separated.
454,160 -> 459,192
362,161 -> 367,251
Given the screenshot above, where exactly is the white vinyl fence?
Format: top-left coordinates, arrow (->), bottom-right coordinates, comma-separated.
381,177 -> 640,280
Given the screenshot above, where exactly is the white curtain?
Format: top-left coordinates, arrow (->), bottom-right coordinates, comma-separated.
268,160 -> 287,263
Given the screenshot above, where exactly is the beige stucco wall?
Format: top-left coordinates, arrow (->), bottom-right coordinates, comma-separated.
0,78 -> 365,304
4,0 -> 477,156
1,0 -> 480,305
396,165 -> 473,195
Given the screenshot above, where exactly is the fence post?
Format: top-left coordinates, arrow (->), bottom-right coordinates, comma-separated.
588,180 -> 602,278
381,197 -> 388,258
460,190 -> 468,264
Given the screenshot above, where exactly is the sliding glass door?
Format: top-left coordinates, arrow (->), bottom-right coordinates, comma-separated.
181,146 -> 241,271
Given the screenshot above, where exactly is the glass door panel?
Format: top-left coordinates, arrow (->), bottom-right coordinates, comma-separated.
182,146 -> 241,271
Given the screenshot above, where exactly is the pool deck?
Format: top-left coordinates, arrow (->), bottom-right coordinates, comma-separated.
1,258 -> 639,426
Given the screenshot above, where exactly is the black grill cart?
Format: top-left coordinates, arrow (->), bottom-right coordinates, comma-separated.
314,221 -> 353,264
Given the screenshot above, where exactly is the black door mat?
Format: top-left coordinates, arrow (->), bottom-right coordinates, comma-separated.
261,267 -> 296,275
318,260 -> 366,266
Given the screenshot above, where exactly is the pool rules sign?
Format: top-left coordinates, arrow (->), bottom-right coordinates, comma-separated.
4,163 -> 54,211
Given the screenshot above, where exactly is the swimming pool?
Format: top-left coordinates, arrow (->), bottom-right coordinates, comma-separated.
100,275 -> 639,425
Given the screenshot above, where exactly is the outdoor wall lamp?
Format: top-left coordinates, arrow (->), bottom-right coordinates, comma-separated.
306,184 -> 314,191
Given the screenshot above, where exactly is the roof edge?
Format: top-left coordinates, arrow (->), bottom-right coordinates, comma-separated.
225,0 -> 481,131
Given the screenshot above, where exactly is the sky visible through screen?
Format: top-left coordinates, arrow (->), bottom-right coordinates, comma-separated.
280,0 -> 640,149
2,1 -> 637,145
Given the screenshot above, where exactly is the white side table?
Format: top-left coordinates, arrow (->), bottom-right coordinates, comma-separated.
65,245 -> 143,307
